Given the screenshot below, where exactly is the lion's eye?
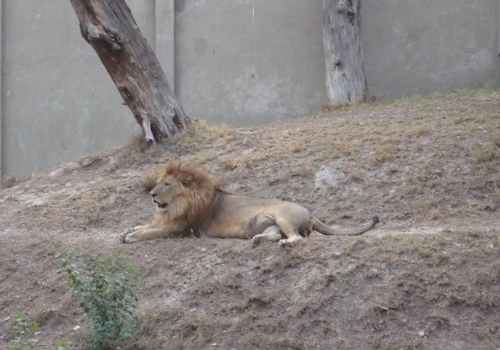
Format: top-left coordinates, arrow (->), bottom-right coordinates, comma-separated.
164,183 -> 170,187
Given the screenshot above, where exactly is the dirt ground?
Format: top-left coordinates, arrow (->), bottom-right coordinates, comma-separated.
1,89 -> 500,349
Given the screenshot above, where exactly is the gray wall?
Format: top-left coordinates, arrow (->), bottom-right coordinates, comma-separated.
362,0 -> 500,97
174,0 -> 326,126
1,0 -> 499,176
1,1 -> 145,177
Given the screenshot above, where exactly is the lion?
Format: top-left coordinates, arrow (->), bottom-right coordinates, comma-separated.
120,159 -> 379,247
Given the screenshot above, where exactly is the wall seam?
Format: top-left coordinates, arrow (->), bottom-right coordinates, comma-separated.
172,0 -> 176,97
497,0 -> 500,56
0,0 -> 4,182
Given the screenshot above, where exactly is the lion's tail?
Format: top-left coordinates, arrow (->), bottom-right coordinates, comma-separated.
312,216 -> 379,236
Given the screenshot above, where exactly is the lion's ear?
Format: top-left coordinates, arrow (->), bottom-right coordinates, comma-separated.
181,174 -> 193,185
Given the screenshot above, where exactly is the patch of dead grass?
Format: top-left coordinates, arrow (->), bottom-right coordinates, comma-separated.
140,170 -> 159,193
1,175 -> 18,188
332,140 -> 362,159
77,195 -> 103,225
1,174 -> 32,188
345,237 -> 366,254
372,143 -> 403,164
408,124 -> 431,138
290,137 -> 307,153
170,121 -> 235,153
472,143 -> 498,163
221,153 -> 261,171
347,167 -> 363,181
126,132 -> 152,154
137,308 -> 160,336
187,150 -> 219,165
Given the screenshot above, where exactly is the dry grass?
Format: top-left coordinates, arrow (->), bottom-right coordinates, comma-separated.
136,308 -> 160,336
221,153 -> 257,171
170,121 -> 235,153
290,137 -> 307,153
347,167 -> 363,181
345,237 -> 366,254
140,171 -> 159,192
1,175 -> 18,188
372,143 -> 401,164
472,131 -> 500,163
1,174 -> 32,188
126,133 -> 152,154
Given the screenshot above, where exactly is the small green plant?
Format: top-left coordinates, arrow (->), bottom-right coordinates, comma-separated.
56,339 -> 70,350
9,312 -> 40,350
60,249 -> 140,350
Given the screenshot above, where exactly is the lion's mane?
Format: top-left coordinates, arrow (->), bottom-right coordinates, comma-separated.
152,159 -> 222,232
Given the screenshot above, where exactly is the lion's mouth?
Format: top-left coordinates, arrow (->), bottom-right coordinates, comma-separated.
154,200 -> 168,210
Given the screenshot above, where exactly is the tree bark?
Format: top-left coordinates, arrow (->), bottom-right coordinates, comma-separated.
323,0 -> 367,104
69,0 -> 190,143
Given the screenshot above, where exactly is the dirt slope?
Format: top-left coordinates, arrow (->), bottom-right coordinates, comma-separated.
1,90 -> 500,349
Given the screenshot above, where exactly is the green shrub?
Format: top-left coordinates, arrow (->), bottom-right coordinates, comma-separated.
60,249 -> 140,350
9,312 -> 40,350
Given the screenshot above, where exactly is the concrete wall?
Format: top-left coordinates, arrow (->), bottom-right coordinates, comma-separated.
1,0 -> 499,176
174,0 -> 326,126
1,1 -> 149,176
362,0 -> 500,97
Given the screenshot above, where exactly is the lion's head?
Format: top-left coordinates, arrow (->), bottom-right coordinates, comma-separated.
150,159 -> 221,226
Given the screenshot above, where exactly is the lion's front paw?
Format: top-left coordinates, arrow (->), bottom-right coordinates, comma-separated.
120,228 -> 134,243
278,236 -> 303,247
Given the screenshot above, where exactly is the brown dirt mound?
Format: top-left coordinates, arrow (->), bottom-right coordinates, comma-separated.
1,89 -> 500,349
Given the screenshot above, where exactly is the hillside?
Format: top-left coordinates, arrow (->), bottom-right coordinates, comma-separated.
1,90 -> 500,349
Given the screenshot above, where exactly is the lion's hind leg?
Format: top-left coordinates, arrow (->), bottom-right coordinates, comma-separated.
251,225 -> 282,248
276,221 -> 303,247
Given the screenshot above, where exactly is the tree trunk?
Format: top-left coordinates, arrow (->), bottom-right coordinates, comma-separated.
323,0 -> 367,104
69,0 -> 190,143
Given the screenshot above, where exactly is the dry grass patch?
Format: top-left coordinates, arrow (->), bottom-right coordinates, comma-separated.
472,130 -> 500,163
140,170 -> 159,192
187,150 -> 219,165
347,167 -> 363,181
290,137 -> 307,153
172,309 -> 223,347
2,175 -> 18,188
170,121 -> 235,153
345,237 -> 366,254
76,194 -> 104,225
1,174 -> 32,188
126,132 -> 152,153
472,143 -> 498,164
372,143 -> 403,164
332,140 -> 362,159
408,124 -> 431,138
221,153 -> 257,171
136,308 -> 160,336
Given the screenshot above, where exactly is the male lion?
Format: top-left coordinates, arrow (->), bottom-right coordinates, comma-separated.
120,159 -> 378,247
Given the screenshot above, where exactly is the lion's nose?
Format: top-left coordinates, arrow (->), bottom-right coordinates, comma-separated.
151,193 -> 157,198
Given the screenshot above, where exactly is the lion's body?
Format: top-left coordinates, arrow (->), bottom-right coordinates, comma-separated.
121,160 -> 378,246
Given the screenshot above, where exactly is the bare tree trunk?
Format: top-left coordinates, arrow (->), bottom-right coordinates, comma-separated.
69,0 -> 190,143
323,0 -> 367,104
